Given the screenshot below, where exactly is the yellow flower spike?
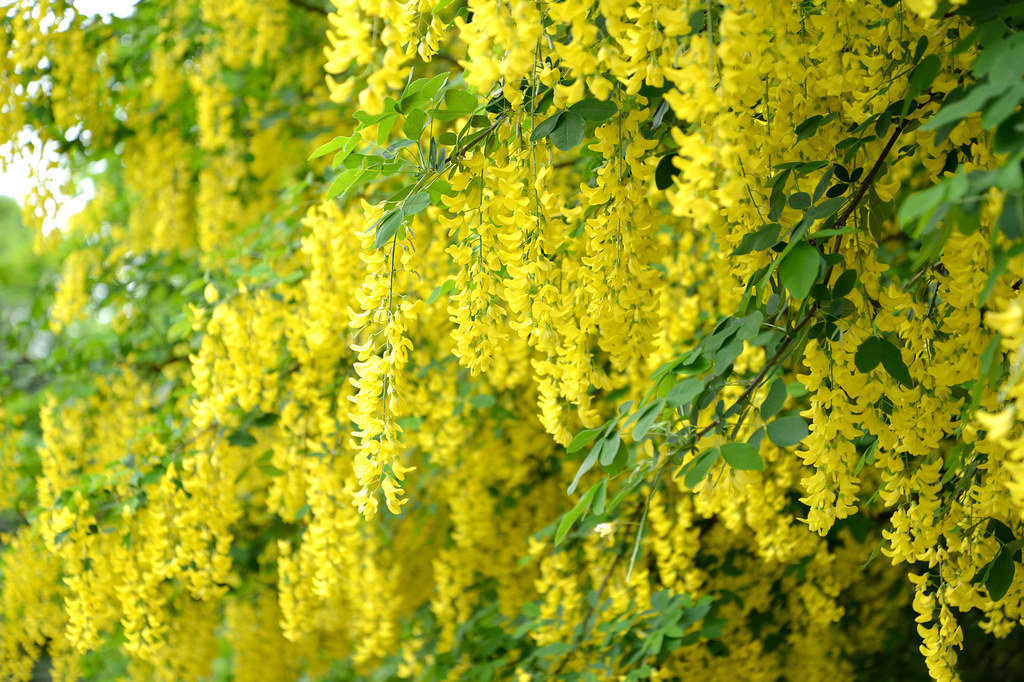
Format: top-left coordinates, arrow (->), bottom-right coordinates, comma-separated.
985,301 -> 1023,337
203,282 -> 220,304
390,459 -> 416,482
975,407 -> 1015,442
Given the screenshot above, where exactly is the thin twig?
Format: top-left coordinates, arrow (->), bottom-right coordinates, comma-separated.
833,117 -> 913,234
826,116 -> 913,288
696,307 -> 816,440
450,113 -> 509,164
550,501 -> 647,676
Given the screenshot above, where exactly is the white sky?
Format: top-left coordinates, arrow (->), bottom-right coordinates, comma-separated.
0,154 -> 37,203
0,135 -> 92,230
73,0 -> 138,16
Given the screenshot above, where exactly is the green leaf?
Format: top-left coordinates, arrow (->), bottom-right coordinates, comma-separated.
469,394 -> 496,409
406,72 -> 449,105
994,160 -> 1024,193
432,0 -> 458,15
789,192 -> 811,210
766,417 -> 809,447
997,192 -> 1024,240
592,478 -> 608,514
878,338 -> 914,388
831,269 -> 857,298
395,416 -> 422,433
779,242 -> 823,300
768,170 -> 790,221
428,108 -> 466,122
182,278 -> 206,296
987,518 -> 1016,545
531,112 -> 563,141
400,90 -> 430,113
856,336 -> 913,387
598,433 -> 621,467
922,81 -> 1000,132
632,400 -> 665,441
354,110 -> 396,127
404,192 -> 431,216
813,165 -> 836,202
687,8 -> 705,33
568,441 -> 602,495
794,112 -> 838,141
684,448 -> 721,488
309,135 -> 352,160
373,208 -> 405,248
555,481 -> 603,544
855,336 -> 884,373
569,98 -> 618,122
760,378 -> 787,419
914,206 -> 955,267
444,88 -> 478,114
721,442 -> 764,471
167,315 -> 192,341
982,81 -> 1024,130
912,36 -> 929,63
655,154 -> 680,191
827,297 -> 856,319
898,183 -> 947,235
603,440 -> 630,477
735,310 -> 764,341
253,412 -> 279,427
325,169 -> 361,201
534,642 -> 571,660
429,179 -> 453,206
427,278 -> 456,304
383,139 -> 416,158
713,338 -> 744,374
666,378 -> 703,408
675,354 -> 712,376
550,111 -> 587,151
747,426 -> 766,451
568,427 -> 602,454
807,196 -> 847,222
731,223 -> 781,256
338,151 -> 365,169
985,550 -> 1015,601
258,463 -> 286,477
975,32 -> 1024,84
787,381 -> 808,398
402,109 -> 428,139
228,429 -> 258,447
910,54 -> 942,92
376,113 -> 399,146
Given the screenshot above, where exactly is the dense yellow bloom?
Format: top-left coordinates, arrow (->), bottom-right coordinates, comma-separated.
2,0 -> 1023,679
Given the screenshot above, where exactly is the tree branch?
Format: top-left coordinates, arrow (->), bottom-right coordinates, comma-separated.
696,307 -> 817,440
451,113 -> 508,164
825,116 -> 913,287
833,116 -> 912,233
